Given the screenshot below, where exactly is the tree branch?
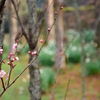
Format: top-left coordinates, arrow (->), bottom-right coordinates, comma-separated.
11,0 -> 29,42
0,0 -> 6,13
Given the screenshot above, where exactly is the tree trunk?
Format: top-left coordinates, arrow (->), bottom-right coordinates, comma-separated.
46,0 -> 55,41
55,0 -> 65,69
28,0 -> 41,100
94,0 -> 100,49
0,13 -> 4,69
0,0 -> 5,69
9,0 -> 17,54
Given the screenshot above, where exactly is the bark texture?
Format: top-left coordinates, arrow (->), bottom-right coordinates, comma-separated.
0,0 -> 5,69
46,0 -> 55,40
95,20 -> 100,48
94,0 -> 100,48
28,0 -> 41,100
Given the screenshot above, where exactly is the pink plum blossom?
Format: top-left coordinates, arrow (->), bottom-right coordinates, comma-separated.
0,70 -> 6,78
12,43 -> 17,50
0,48 -> 3,54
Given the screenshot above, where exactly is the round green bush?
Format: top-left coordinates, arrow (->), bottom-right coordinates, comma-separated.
85,60 -> 100,75
21,44 -> 29,54
40,67 -> 54,92
67,30 -> 80,45
17,44 -> 29,55
84,44 -> 96,58
39,42 -> 55,66
83,30 -> 95,43
65,45 -> 81,63
3,43 -> 8,52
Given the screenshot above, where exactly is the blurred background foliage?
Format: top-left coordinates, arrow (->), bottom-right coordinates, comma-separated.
0,0 -> 100,100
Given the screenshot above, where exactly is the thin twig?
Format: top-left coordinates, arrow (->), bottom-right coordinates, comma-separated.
11,0 -> 28,42
74,1 -> 85,100
38,7 -> 61,54
16,0 -> 21,12
1,78 -> 5,90
64,79 -> 71,100
7,67 -> 12,86
37,0 -> 56,38
50,57 -> 63,100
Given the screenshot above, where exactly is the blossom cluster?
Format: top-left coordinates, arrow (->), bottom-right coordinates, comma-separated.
0,47 -> 3,54
0,70 -> 6,78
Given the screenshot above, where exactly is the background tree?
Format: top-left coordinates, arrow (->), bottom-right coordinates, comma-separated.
55,0 -> 64,69
8,0 -> 18,54
46,0 -> 55,40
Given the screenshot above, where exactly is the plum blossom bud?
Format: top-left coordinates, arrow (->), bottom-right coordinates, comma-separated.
15,57 -> 19,61
48,28 -> 50,31
3,60 -> 6,64
11,62 -> 14,68
40,39 -> 44,43
10,53 -> 14,57
16,40 -> 18,43
55,11 -> 57,14
8,56 -> 10,59
31,52 -> 34,56
60,6 -> 63,10
7,62 -> 10,65
0,70 -> 6,78
11,58 -> 14,62
28,51 -> 31,54
0,48 -> 3,54
31,51 -> 37,56
33,51 -> 37,55
17,50 -> 19,52
13,43 -> 17,50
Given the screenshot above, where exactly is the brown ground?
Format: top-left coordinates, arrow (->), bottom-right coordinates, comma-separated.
43,64 -> 100,100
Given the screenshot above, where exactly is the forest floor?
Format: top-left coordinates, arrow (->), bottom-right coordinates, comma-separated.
42,64 -> 100,100
0,55 -> 100,100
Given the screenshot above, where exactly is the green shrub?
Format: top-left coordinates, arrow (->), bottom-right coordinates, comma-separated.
85,60 -> 100,75
40,67 -> 54,92
84,44 -> 96,58
3,43 -> 8,52
66,29 -> 96,64
21,45 -> 29,54
67,30 -> 80,45
65,45 -> 81,63
39,42 -> 55,66
83,30 -> 95,43
17,44 -> 29,55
